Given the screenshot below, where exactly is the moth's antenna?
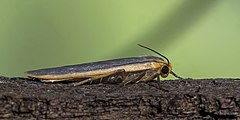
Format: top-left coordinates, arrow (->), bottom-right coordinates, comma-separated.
170,71 -> 183,79
138,44 -> 170,64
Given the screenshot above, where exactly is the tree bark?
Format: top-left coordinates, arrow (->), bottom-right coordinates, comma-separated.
0,76 -> 239,119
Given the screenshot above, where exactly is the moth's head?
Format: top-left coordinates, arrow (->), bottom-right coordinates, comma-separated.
138,44 -> 183,79
160,62 -> 172,78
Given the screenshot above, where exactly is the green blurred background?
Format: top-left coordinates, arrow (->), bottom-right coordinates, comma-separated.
0,0 -> 240,79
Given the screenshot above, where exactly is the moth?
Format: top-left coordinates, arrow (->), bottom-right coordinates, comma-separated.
26,44 -> 183,86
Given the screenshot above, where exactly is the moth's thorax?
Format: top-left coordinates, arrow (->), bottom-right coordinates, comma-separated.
149,61 -> 163,69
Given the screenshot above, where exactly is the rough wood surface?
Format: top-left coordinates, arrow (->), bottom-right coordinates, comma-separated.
0,76 -> 240,119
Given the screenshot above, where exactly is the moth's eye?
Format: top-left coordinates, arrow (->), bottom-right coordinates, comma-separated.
161,65 -> 169,74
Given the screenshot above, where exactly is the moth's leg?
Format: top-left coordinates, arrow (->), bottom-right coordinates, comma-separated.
106,71 -> 146,93
104,70 -> 127,84
135,69 -> 159,83
157,75 -> 161,88
134,69 -> 168,91
121,71 -> 146,86
99,77 -> 103,84
40,78 -> 72,83
73,69 -> 126,86
91,70 -> 125,84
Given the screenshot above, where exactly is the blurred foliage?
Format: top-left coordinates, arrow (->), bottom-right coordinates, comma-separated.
0,0 -> 240,79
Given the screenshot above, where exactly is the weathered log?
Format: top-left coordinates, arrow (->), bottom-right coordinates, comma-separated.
0,76 -> 239,119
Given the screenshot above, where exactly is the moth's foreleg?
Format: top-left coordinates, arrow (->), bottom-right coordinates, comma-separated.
121,69 -> 159,86
135,69 -> 159,83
